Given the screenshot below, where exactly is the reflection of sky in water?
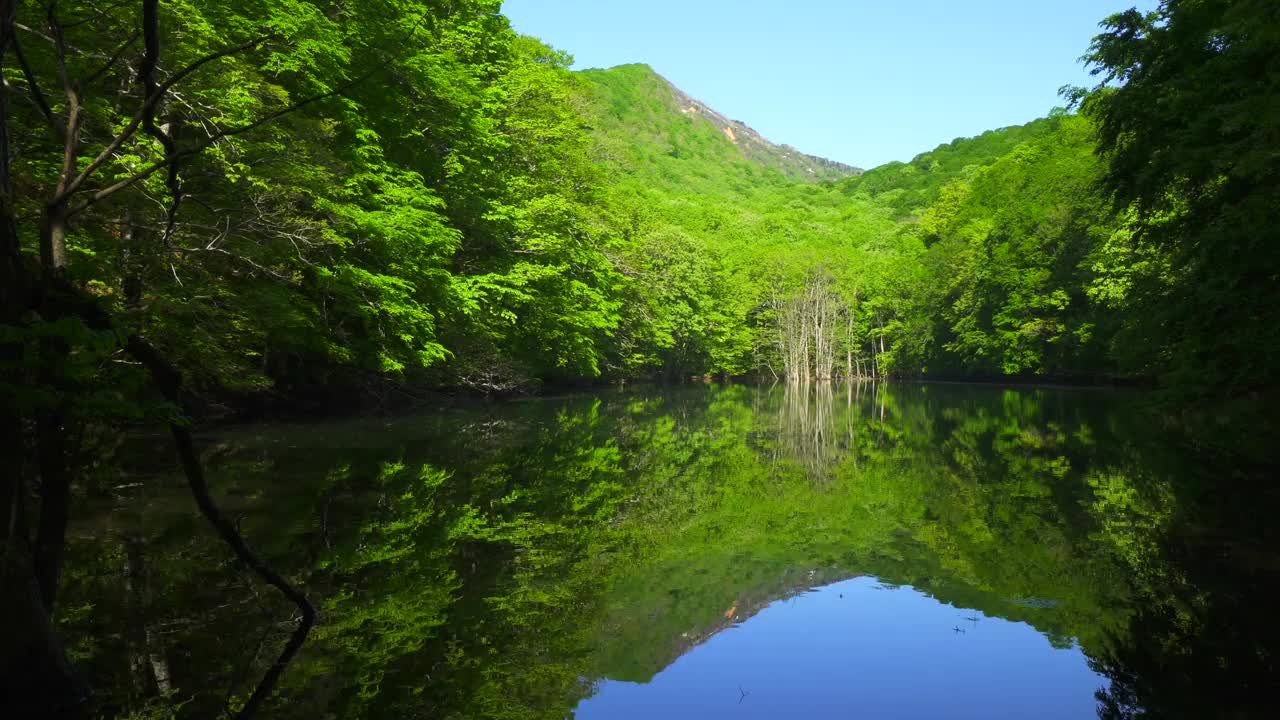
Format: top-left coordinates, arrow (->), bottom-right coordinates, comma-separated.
576,576 -> 1105,719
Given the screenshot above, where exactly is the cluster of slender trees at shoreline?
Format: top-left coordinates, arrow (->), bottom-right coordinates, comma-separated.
773,275 -> 885,382
1,0 -> 1277,716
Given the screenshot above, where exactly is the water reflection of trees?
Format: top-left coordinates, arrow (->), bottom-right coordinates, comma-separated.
755,379 -> 892,482
53,384 -> 1280,719
1088,452 -> 1280,720
755,381 -> 1280,719
776,380 -> 837,480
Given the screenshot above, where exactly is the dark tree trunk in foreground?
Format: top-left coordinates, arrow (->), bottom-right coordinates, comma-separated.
0,0 -> 83,713
0,0 -> 332,715
0,545 -> 90,718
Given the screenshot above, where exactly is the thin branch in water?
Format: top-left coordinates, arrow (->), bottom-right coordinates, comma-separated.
122,336 -> 316,720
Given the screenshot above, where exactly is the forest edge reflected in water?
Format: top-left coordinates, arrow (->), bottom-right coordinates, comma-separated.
52,382 -> 1280,719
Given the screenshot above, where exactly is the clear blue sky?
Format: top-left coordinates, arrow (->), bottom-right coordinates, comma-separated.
501,0 -> 1158,169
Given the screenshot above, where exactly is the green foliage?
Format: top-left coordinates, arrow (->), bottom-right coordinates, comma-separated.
839,117 -> 1063,218
12,3 -> 1280,717
1077,0 -> 1280,398
3,1 -> 632,403
914,115 -> 1122,376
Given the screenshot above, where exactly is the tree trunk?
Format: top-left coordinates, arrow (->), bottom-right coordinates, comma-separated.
40,204 -> 69,271
1,0 -> 27,558
124,536 -> 171,695
845,310 -> 853,380
1,404 -> 24,546
0,544 -> 90,718
33,408 -> 71,612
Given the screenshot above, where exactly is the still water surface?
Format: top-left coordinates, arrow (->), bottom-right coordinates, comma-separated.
579,577 -> 1103,719
63,383 -> 1278,718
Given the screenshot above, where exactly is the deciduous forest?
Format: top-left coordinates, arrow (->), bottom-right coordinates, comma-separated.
1,0 -> 1276,717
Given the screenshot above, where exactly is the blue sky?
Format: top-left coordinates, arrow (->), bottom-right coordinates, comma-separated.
502,0 -> 1159,169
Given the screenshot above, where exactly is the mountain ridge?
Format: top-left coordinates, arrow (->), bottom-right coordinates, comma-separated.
658,71 -> 863,181
583,63 -> 862,182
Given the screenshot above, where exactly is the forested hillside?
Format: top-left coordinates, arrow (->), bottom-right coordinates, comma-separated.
581,62 -> 907,379
837,115 -> 1062,218
3,0 -> 1274,413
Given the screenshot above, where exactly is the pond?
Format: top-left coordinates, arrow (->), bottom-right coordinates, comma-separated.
59,382 -> 1279,719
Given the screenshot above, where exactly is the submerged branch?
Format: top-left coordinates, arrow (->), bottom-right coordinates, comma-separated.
38,276 -> 315,719
124,335 -> 316,719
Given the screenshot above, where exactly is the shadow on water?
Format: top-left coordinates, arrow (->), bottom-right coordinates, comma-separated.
56,382 -> 1279,718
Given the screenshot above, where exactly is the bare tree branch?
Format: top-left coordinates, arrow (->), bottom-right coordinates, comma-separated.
177,245 -> 301,287
68,72 -> 371,216
47,0 -> 81,199
56,34 -> 269,203
139,0 -> 160,106
61,0 -> 130,30
10,32 -> 57,129
83,29 -> 139,88
138,0 -> 181,244
14,18 -> 120,60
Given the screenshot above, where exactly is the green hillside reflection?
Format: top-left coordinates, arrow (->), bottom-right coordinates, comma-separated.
60,383 -> 1279,719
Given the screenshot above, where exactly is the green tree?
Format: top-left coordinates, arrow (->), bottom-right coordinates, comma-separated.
916,115 -> 1121,377
1076,0 -> 1280,396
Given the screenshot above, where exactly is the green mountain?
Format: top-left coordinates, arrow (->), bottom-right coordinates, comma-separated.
839,115 -> 1065,217
575,62 -> 906,379
580,64 -> 861,183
